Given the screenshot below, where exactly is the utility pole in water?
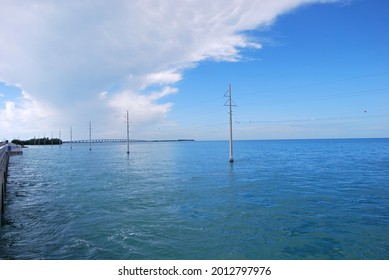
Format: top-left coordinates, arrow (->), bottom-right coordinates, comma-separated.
224,83 -> 235,163
70,126 -> 73,149
89,121 -> 92,151
126,110 -> 130,154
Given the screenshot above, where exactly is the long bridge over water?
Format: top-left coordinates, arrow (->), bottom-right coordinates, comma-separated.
63,138 -> 138,143
63,139 -> 194,143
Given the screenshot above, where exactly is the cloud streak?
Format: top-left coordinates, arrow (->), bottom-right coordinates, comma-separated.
0,0 -> 337,139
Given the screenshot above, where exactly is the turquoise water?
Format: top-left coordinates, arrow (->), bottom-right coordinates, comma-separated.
1,139 -> 388,259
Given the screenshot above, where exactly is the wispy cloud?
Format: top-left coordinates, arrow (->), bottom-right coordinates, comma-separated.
0,0 -> 338,139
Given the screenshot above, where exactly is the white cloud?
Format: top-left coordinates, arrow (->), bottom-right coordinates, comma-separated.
108,89 -> 175,125
142,71 -> 183,89
0,88 -> 55,138
0,0 -> 338,139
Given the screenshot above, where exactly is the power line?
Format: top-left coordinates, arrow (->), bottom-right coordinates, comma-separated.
234,113 -> 389,126
251,71 -> 389,94
239,87 -> 389,108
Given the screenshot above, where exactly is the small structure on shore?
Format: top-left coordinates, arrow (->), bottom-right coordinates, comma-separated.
5,142 -> 23,155
1,141 -> 23,154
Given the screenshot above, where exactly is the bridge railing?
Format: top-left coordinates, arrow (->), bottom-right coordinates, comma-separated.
0,145 -> 6,166
1,145 -> 9,215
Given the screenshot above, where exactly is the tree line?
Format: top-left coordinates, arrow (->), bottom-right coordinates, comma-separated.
12,138 -> 63,146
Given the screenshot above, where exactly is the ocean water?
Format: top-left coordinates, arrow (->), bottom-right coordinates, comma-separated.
1,139 -> 388,260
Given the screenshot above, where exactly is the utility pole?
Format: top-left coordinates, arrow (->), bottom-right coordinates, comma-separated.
70,126 -> 73,149
89,121 -> 92,151
224,83 -> 235,163
126,110 -> 130,154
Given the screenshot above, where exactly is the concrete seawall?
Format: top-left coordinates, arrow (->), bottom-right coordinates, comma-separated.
0,145 -> 10,216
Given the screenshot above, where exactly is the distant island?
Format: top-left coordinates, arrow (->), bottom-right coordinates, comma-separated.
12,138 -> 63,146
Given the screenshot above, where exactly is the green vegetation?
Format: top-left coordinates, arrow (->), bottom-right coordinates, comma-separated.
12,138 -> 63,146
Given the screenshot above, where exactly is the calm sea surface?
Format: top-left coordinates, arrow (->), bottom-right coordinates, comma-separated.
1,139 -> 388,259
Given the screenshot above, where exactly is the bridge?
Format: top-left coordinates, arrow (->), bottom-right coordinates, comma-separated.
63,139 -> 194,143
63,139 -> 142,143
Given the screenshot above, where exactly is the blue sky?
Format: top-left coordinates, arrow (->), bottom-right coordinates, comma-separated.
1,0 -> 388,141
